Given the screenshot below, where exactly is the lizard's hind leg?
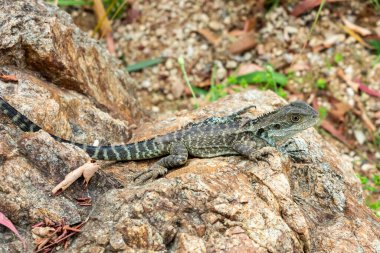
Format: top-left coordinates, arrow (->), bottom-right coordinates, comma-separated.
134,142 -> 188,184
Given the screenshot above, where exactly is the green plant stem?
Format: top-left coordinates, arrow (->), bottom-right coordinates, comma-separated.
178,56 -> 197,101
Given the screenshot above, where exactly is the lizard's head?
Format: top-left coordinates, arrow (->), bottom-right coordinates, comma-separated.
253,101 -> 319,146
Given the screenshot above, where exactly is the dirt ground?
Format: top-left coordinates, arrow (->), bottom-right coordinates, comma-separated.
69,0 -> 379,214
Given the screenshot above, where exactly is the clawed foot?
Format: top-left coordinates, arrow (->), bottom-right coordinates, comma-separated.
133,164 -> 168,184
248,147 -> 275,165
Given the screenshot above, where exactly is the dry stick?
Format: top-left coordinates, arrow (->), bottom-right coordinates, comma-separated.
34,222 -> 85,253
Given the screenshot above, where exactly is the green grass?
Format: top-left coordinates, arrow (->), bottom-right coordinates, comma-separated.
227,64 -> 288,98
178,57 -> 288,104
126,57 -> 164,72
334,53 -> 343,64
316,78 -> 327,90
46,0 -> 127,19
369,0 -> 380,13
357,173 -> 380,218
318,106 -> 328,121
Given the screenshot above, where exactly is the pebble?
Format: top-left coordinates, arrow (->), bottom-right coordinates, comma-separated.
226,61 -> 238,69
216,67 -> 227,80
141,80 -> 152,89
151,106 -> 160,113
110,232 -> 126,250
165,58 -> 174,69
354,130 -> 366,145
209,20 -> 223,31
243,52 -> 252,61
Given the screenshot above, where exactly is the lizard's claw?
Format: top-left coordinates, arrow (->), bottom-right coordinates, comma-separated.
249,147 -> 275,165
133,165 -> 168,184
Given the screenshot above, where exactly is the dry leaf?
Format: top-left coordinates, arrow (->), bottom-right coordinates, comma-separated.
196,28 -> 220,46
0,73 -> 18,82
329,101 -> 351,122
321,120 -> 354,148
32,227 -> 56,237
52,161 -> 100,194
291,0 -> 345,17
195,80 -> 211,88
236,63 -> 264,76
354,96 -> 376,133
229,31 -> 256,54
356,79 -> 380,98
342,25 -> 372,49
0,212 -> 26,249
342,17 -> 371,36
243,18 -> 256,32
337,68 -> 359,91
93,0 -> 112,37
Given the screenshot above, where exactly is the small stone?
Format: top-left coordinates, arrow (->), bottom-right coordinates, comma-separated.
353,130 -> 366,145
165,58 -> 174,69
361,163 -> 375,171
110,232 -> 126,250
141,80 -> 151,89
243,52 -> 252,61
284,26 -> 298,34
216,67 -> 227,80
226,61 -> 237,69
209,21 -> 223,31
151,106 -> 160,113
200,44 -> 208,51
346,87 -> 355,97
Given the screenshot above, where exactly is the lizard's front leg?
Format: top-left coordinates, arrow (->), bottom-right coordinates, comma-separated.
232,141 -> 274,164
134,142 -> 188,184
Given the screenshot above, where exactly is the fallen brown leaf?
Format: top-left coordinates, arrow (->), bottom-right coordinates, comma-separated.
356,79 -> 380,98
337,68 -> 359,91
229,31 -> 256,54
236,63 -> 264,76
329,101 -> 351,122
321,120 -> 355,148
342,16 -> 371,36
354,96 -> 376,133
0,73 -> 18,82
0,212 -> 26,249
196,28 -> 220,46
342,25 -> 372,49
291,0 -> 346,17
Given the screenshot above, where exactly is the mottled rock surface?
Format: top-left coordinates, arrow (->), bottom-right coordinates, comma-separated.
0,1 -> 379,253
0,0 -> 141,122
2,86 -> 379,252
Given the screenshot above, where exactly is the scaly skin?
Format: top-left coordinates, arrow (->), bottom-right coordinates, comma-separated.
0,96 -> 319,183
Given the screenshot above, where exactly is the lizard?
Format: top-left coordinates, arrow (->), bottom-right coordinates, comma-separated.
0,96 -> 319,184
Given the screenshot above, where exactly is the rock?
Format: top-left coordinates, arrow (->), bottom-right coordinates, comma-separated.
0,1 -> 379,252
65,90 -> 377,252
0,0 -> 141,122
2,85 -> 379,251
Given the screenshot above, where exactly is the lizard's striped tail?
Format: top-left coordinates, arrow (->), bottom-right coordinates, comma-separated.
0,97 -> 166,161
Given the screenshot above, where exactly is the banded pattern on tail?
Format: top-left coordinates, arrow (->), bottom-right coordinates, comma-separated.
0,97 -> 42,133
81,140 -> 167,161
0,96 -> 167,161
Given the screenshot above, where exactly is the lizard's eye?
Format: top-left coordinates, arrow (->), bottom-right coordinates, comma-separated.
291,115 -> 301,122
274,124 -> 281,129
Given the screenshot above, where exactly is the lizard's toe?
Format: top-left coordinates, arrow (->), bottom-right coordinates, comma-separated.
133,165 -> 168,184
249,147 -> 276,165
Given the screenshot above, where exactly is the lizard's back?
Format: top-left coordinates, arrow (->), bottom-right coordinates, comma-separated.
154,117 -> 245,157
